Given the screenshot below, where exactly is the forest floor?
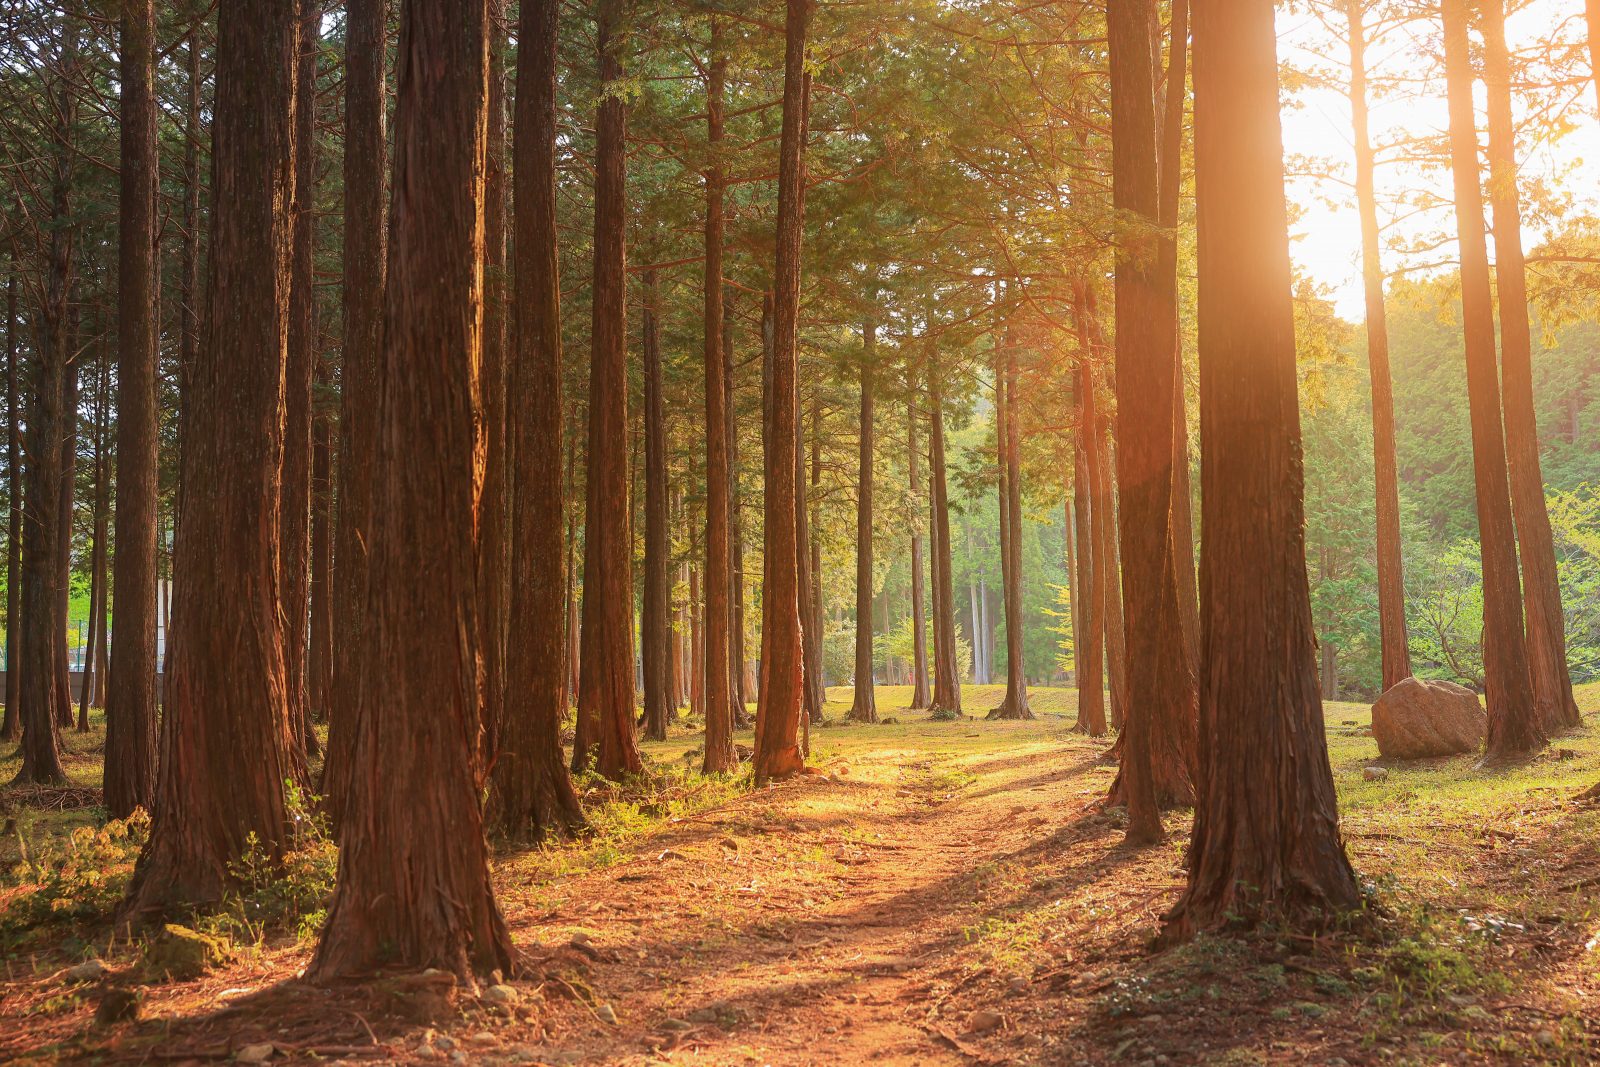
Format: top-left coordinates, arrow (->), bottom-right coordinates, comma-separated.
4,683 -> 1600,1065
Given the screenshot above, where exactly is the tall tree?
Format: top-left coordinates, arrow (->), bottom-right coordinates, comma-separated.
281,1 -> 321,761
1481,0 -> 1579,732
1,270 -> 18,743
1106,0 -> 1195,842
574,0 -> 643,781
1344,0 -> 1411,692
702,26 -> 737,773
78,350 -> 110,731
53,357 -> 78,730
1071,353 -> 1106,738
324,0 -> 386,822
906,396 -> 931,710
988,329 -> 1033,721
642,268 -> 672,742
1440,0 -> 1543,766
312,0 -> 515,982
927,367 -> 962,717
847,323 -> 878,723
308,358 -> 333,721
489,0 -> 584,842
121,0 -> 300,917
13,14 -> 79,786
1163,0 -> 1360,940
752,0 -> 813,782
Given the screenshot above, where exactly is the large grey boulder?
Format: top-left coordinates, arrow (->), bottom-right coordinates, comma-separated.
1371,677 -> 1486,760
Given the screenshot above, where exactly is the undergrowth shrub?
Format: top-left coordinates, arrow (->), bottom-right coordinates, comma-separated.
2,809 -> 150,932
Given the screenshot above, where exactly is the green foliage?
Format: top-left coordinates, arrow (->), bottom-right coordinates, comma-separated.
2,809 -> 149,932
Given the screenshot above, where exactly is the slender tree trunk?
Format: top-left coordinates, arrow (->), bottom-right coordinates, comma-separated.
55,351 -> 79,733
1105,0 -> 1196,842
2,271 -> 19,743
324,0 -> 386,823
805,395 -> 825,719
928,370 -> 963,717
79,351 -> 110,730
727,304 -> 752,725
281,1 -> 320,763
1441,0 -> 1544,765
1344,0 -> 1411,693
1163,0 -> 1360,942
908,397 -> 931,709
1096,420 -> 1127,730
702,28 -> 737,771
312,0 -> 514,984
795,393 -> 819,726
990,330 -> 1034,720
478,0 -> 510,766
308,356 -> 333,722
121,0 -> 300,918
689,563 -> 704,717
1063,497 -> 1078,684
1071,354 -> 1106,737
848,324 -> 878,723
642,268 -> 672,742
489,0 -> 584,840
575,0 -> 643,781
1482,0 -> 1579,733
752,0 -> 812,783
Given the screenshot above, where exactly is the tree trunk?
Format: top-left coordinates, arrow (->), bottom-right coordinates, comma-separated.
121,0 -> 300,919
1071,354 -> 1106,738
689,563 -> 705,718
485,25 -> 587,831
281,1 -> 320,763
1162,0 -> 1360,942
477,0 -> 510,767
752,0 -> 812,783
727,301 -> 753,726
642,268 -> 672,743
1344,0 -> 1411,693
2,271 -> 19,743
702,31 -> 737,771
311,0 -> 514,984
575,0 -> 643,782
55,352 -> 79,733
805,395 -> 825,720
308,356 -> 333,723
907,397 -> 930,709
79,350 -> 111,731
989,330 -> 1033,721
795,393 -> 819,728
1482,0 -> 1579,733
1063,498 -> 1078,685
1096,420 -> 1127,731
324,0 -> 386,824
848,324 -> 878,723
1441,0 -> 1543,766
928,370 -> 962,717
1104,0 -> 1195,842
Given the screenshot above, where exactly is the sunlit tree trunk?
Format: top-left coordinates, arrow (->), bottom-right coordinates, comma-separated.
907,397 -> 931,710
54,357 -> 78,731
79,351 -> 111,730
1163,0 -> 1360,942
1071,353 -> 1106,738
308,357 -> 333,722
121,0 -> 299,918
312,0 -> 514,983
752,0 -> 813,782
1343,0 -> 1411,692
989,329 -> 1033,721
325,0 -> 386,824
1,271 -> 19,744
1481,0 -> 1579,733
642,268 -> 672,742
575,0 -> 644,781
1441,0 -> 1543,765
928,369 -> 963,717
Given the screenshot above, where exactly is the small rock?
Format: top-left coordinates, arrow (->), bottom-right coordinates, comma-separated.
1363,766 -> 1389,782
65,958 -> 109,983
467,1032 -> 498,1047
963,1009 -> 1005,1035
596,1002 -> 619,1025
659,1018 -> 693,1031
1007,975 -> 1028,993
658,849 -> 687,861
145,924 -> 233,981
483,984 -> 520,1007
719,836 -> 741,851
431,1032 -> 458,1052
1534,1030 -> 1558,1048
235,1044 -> 275,1064
450,1052 -> 469,1065
686,1006 -> 722,1023
95,988 -> 141,1025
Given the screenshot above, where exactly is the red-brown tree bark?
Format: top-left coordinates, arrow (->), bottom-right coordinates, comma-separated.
324,0 -> 386,824
281,1 -> 320,762
121,0 -> 300,919
928,369 -> 963,718
575,0 -> 644,782
308,356 -> 333,722
753,0 -> 813,783
79,350 -> 110,731
54,357 -> 78,731
1070,343 -> 1106,738
1344,0 -> 1411,693
1441,0 -> 1544,766
1481,0 -> 1579,733
848,324 -> 878,723
702,28 -> 737,773
487,0 -> 585,843
907,396 -> 931,710
1,271 -> 19,743
1162,0 -> 1360,941
642,268 -> 672,742
989,329 -> 1034,721
311,0 -> 515,983
1105,0 -> 1196,843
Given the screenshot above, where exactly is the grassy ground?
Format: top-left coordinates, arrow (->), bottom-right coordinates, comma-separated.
3,682 -> 1600,1064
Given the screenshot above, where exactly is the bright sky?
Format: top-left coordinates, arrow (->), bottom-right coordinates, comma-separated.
1275,0 -> 1600,319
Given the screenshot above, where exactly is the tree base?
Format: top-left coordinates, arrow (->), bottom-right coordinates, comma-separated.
984,698 -> 1035,721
